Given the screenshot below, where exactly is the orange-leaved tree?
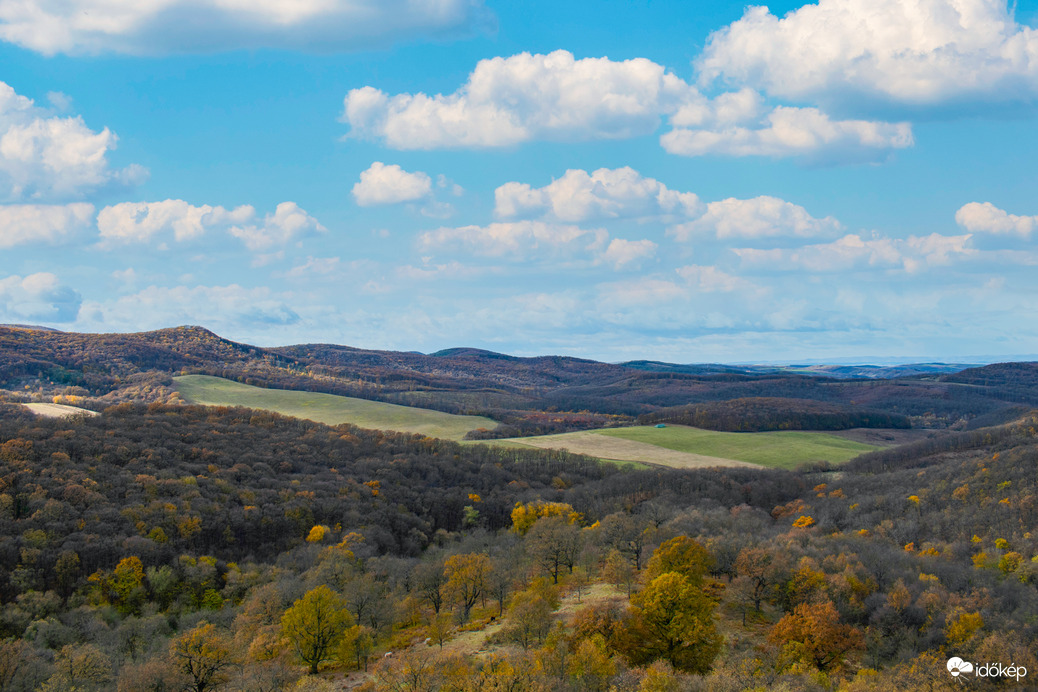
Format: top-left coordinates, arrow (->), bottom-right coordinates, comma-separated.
768,599 -> 863,673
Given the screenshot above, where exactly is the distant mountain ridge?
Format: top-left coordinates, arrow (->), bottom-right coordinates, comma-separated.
0,323 -> 62,332
618,360 -> 976,379
2,325 -> 1036,435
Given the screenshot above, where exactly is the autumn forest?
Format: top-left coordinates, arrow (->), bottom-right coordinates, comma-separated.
0,326 -> 1035,691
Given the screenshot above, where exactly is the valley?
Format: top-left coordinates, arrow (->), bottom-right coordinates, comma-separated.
173,375 -> 881,469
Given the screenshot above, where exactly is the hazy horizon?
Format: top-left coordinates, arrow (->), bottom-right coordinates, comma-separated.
7,321 -> 1036,368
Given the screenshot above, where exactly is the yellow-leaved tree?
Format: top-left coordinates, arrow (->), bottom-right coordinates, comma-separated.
510,501 -> 582,535
281,586 -> 353,674
619,572 -> 721,674
444,553 -> 491,622
645,536 -> 713,584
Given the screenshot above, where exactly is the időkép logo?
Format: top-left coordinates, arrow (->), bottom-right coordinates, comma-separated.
948,656 -> 1028,682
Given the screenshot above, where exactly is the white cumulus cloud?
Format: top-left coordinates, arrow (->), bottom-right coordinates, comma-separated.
955,201 -> 1038,236
228,201 -> 326,251
669,196 -> 843,241
97,199 -> 324,250
418,218 -> 659,269
0,81 -> 145,201
343,50 -> 914,162
0,202 -> 94,248
697,0 -> 1038,106
0,0 -> 493,56
662,106 -> 913,161
0,272 -> 81,322
493,167 -> 846,250
342,50 -> 696,149
97,199 -> 250,244
494,166 -> 701,222
352,162 -> 433,206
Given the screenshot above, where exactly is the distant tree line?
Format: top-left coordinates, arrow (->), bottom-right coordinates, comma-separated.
637,397 -> 911,432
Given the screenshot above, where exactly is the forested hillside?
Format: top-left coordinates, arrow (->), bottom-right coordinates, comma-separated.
0,401 -> 1034,690
2,326 -> 1035,436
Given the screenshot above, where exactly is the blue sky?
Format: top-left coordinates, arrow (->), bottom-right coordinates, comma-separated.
2,0 -> 1038,363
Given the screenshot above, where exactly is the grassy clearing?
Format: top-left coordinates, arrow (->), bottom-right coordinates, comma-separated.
495,431 -> 753,470
173,375 -> 496,441
597,425 -> 878,470
22,403 -> 98,419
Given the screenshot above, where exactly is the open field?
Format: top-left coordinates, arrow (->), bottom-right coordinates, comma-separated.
21,403 -> 98,418
598,425 -> 879,469
498,430 -> 757,469
825,427 -> 940,446
173,375 -> 496,441
494,424 -> 880,470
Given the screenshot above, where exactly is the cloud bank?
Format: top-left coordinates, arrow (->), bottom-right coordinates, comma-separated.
343,50 -> 911,161
0,273 -> 81,322
344,50 -> 693,149
956,201 -> 1038,236
0,81 -> 144,200
734,232 -> 974,272
0,203 -> 94,248
661,106 -> 912,161
698,0 -> 1038,107
495,166 -> 701,222
97,199 -> 324,250
494,166 -> 842,242
669,196 -> 843,241
0,0 -> 493,55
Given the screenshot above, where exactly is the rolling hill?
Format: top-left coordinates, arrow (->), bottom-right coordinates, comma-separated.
174,375 -> 496,441
3,325 -> 1036,438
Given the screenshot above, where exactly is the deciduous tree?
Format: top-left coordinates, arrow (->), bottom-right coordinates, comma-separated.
768,599 -> 863,673
169,623 -> 235,692
645,536 -> 713,584
280,586 -> 352,675
444,553 -> 490,622
526,516 -> 582,584
620,572 -> 721,674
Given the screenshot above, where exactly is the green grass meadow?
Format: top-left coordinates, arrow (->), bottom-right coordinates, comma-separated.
595,425 -> 879,469
173,375 -> 496,441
